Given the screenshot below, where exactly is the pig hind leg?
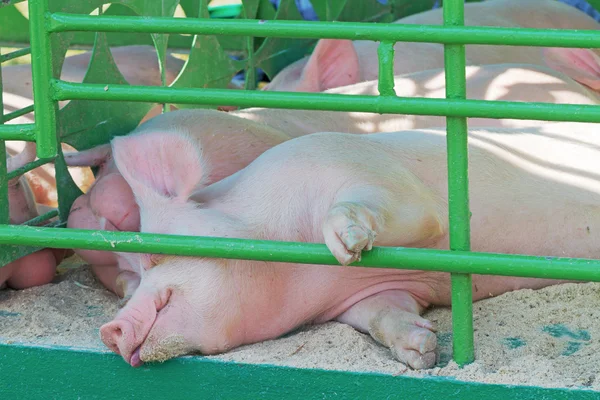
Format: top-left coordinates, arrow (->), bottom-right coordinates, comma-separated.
323,181 -> 445,369
336,290 -> 437,370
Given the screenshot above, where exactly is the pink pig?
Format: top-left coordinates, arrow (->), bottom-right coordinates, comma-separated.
0,143 -> 67,289
264,0 -> 600,92
65,52 -> 600,297
99,120 -> 599,369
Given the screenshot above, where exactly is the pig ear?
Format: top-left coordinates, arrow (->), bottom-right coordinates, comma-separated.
111,131 -> 204,203
543,47 -> 600,90
299,39 -> 360,92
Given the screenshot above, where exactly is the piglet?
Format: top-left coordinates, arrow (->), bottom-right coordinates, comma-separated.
0,143 -> 67,289
99,121 -> 597,369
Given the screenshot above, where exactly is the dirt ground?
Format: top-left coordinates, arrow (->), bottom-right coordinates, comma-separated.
1,255 -> 598,391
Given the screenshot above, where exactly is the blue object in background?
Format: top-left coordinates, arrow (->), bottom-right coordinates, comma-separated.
432,0 -> 600,22
273,0 -> 600,23
268,0 -> 389,21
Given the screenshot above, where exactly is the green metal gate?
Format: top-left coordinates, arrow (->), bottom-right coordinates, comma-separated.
2,0 -> 600,398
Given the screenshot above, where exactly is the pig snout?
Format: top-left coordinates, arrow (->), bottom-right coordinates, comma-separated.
100,287 -> 164,367
101,280 -> 226,367
101,318 -> 144,367
68,173 -> 139,265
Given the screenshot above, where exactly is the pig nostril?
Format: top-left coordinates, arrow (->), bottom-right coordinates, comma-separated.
112,326 -> 123,340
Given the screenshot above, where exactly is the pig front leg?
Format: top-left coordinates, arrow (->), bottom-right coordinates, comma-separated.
323,183 -> 445,369
322,199 -> 381,266
336,290 -> 437,369
323,184 -> 445,266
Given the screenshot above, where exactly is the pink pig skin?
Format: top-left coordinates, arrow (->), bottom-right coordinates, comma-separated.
64,57 -> 600,297
264,0 -> 600,93
0,143 -> 67,290
100,121 -> 598,369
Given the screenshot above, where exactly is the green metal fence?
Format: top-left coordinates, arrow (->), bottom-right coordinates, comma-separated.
2,0 -> 600,397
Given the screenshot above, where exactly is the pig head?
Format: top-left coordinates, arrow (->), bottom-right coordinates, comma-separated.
64,109 -> 293,296
99,131 -> 257,366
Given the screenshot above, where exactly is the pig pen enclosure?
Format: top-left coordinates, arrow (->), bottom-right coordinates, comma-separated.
2,0 -> 600,398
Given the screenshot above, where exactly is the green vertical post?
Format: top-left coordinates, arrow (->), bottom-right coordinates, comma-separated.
443,0 -> 474,366
0,51 -> 10,230
377,41 -> 396,96
28,0 -> 58,159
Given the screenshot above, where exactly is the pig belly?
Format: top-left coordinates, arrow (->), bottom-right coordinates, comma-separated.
313,267 -> 570,324
305,267 -> 438,324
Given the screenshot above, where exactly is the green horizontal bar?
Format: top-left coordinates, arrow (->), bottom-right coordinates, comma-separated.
2,104 -> 34,122
52,80 -> 600,122
0,47 -> 31,63
3,344 -> 595,400
48,13 -> 600,48
0,225 -> 599,281
0,123 -> 36,141
7,157 -> 54,180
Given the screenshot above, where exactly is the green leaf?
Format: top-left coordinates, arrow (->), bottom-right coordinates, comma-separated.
390,0 -> 439,21
59,34 -> 154,151
170,0 -> 243,109
584,0 -> 600,12
256,0 -> 277,20
312,0 -> 348,21
170,34 -> 243,109
0,5 -> 29,45
242,0 -> 261,19
336,0 -> 395,23
253,0 -> 317,80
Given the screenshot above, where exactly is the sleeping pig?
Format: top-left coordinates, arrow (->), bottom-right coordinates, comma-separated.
99,120 -> 598,369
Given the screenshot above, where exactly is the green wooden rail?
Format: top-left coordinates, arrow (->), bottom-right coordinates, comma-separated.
2,0 -> 600,396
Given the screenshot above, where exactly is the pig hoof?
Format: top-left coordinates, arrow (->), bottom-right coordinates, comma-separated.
323,203 -> 377,266
368,309 -> 437,370
389,328 -> 437,370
